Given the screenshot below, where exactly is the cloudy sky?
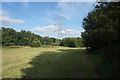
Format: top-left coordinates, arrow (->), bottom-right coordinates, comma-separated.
1,2 -> 96,38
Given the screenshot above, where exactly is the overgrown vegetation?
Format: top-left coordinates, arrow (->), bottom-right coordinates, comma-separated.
30,39 -> 42,47
59,37 -> 83,47
2,27 -> 57,47
82,2 -> 120,77
2,27 -> 83,48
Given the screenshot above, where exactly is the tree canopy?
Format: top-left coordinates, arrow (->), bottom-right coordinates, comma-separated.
2,27 -> 83,47
59,37 -> 83,47
81,2 -> 120,77
82,2 -> 120,52
2,27 -> 56,47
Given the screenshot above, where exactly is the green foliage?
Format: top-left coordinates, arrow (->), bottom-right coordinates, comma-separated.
59,37 -> 83,47
77,37 -> 83,47
2,27 -> 56,47
2,27 -> 83,48
30,39 -> 42,47
82,2 -> 120,51
42,37 -> 55,45
82,2 -> 120,77
50,42 -> 59,46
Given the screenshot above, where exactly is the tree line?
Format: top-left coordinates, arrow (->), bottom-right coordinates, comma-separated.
2,27 -> 83,47
82,2 -> 120,77
59,37 -> 83,47
2,27 -> 56,47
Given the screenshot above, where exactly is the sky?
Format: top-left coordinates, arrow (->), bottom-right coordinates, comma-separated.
1,2 -> 96,38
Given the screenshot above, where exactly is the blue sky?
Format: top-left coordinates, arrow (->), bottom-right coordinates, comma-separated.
1,2 -> 96,38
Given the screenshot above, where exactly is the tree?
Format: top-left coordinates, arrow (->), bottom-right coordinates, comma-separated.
81,2 -> 120,77
82,2 -> 120,52
30,39 -> 42,47
2,27 -> 16,46
2,27 -> 43,46
59,37 -> 82,47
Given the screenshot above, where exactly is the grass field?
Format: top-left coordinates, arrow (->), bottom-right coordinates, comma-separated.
2,46 -> 100,78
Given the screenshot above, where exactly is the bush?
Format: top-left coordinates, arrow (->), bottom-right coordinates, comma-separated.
50,43 -> 59,46
30,39 -> 42,47
59,38 -> 80,47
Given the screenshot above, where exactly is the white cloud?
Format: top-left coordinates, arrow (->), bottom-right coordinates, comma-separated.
55,2 -> 95,20
33,25 -> 57,33
55,2 -> 75,20
33,25 -> 83,36
53,11 -> 70,20
61,29 -> 83,36
0,10 -> 8,15
0,16 -> 24,25
0,10 -> 24,25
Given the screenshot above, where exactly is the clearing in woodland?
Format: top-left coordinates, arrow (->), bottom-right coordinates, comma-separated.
2,47 -> 100,78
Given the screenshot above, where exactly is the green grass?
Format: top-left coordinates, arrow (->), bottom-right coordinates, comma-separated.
2,46 -> 99,78
88,53 -> 119,78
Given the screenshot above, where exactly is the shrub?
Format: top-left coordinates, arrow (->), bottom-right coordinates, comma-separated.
50,43 -> 59,46
30,39 -> 42,47
59,38 -> 80,47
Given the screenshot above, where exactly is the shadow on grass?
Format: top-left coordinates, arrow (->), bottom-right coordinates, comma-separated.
16,48 -> 99,79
